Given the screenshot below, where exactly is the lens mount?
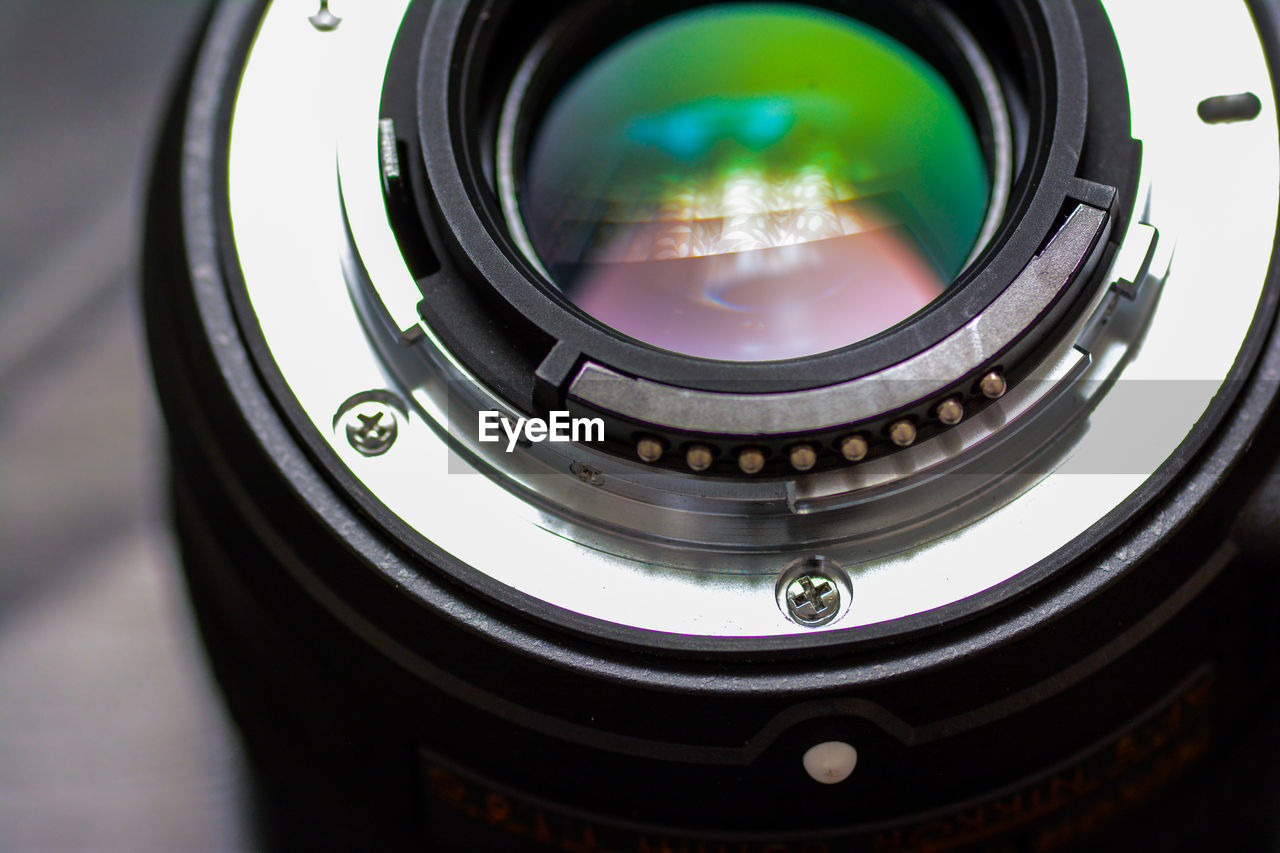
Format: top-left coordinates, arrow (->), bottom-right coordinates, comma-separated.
179,0 -> 1279,642
385,0 -> 1138,482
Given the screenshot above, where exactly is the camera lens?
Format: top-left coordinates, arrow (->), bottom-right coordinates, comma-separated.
145,0 -> 1280,850
514,4 -> 993,361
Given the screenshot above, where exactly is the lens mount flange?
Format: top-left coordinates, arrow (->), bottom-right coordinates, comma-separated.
208,0 -> 1278,642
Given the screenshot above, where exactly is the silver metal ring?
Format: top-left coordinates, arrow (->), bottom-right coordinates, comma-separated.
226,0 -> 1278,637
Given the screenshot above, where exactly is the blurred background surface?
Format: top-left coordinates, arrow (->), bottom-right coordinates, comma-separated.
0,2 -> 254,850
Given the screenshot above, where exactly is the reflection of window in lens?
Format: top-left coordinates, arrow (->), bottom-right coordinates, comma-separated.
520,3 -> 991,362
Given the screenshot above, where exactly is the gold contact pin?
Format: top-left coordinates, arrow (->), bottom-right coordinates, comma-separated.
636,436 -> 664,464
686,445 -> 715,473
889,420 -> 917,447
980,371 -> 1008,400
738,447 -> 767,475
936,397 -> 965,427
840,434 -> 869,463
789,444 -> 818,472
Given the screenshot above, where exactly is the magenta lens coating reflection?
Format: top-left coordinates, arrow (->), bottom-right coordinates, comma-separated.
519,3 -> 991,361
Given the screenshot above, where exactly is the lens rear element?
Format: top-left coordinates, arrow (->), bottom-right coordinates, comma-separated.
518,3 -> 991,361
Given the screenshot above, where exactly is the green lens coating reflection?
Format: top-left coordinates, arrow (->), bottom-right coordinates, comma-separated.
520,3 -> 990,362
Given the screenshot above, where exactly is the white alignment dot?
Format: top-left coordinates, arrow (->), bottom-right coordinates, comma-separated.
802,741 -> 859,785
